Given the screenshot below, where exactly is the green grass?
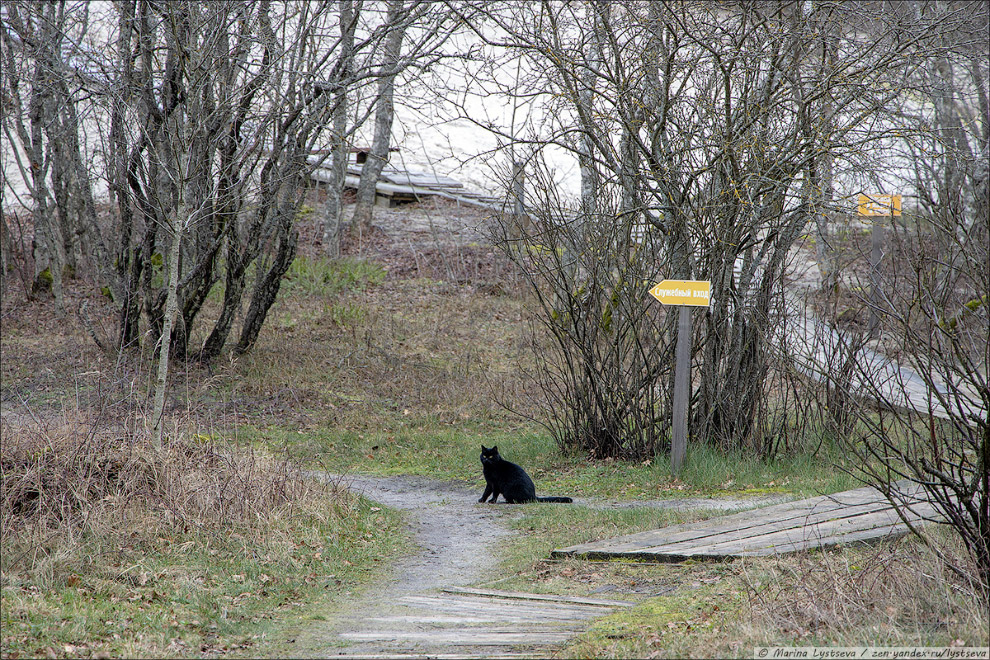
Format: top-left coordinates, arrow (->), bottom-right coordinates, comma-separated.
243,416 -> 860,500
566,581 -> 744,659
281,256 -> 386,298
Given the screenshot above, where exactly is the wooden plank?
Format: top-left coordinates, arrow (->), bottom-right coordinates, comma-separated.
637,499 -> 898,553
736,522 -> 912,557
682,508 -> 914,557
340,165 -> 464,190
561,495 -> 832,549
363,614 -> 576,626
731,505 -> 938,557
340,630 -> 577,645
675,497 -> 939,557
397,596 -> 608,621
553,483 -> 938,561
380,172 -> 464,189
552,496 -> 862,557
332,586 -> 621,658
377,607 -> 593,625
558,484 -> 928,556
314,163 -> 506,211
441,587 -> 633,608
395,597 -> 609,621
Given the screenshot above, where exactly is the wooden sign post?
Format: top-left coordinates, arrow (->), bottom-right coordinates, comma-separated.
858,194 -> 901,334
649,279 -> 711,476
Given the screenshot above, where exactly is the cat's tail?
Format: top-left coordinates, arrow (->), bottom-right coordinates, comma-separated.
537,496 -> 573,503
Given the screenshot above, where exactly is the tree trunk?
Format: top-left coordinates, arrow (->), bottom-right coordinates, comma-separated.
0,208 -> 11,299
151,215 -> 183,445
199,252 -> 247,361
577,2 -> 602,219
805,0 -> 840,295
321,0 -> 358,256
237,214 -> 298,354
352,0 -> 406,236
30,90 -> 65,314
3,1 -> 68,312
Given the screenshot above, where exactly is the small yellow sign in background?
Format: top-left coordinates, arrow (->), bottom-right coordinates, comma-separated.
649,280 -> 711,307
858,193 -> 901,217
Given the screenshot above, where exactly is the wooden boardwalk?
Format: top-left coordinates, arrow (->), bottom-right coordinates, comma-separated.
784,293 -> 987,424
328,587 -> 631,658
552,484 -> 940,562
308,153 -> 504,210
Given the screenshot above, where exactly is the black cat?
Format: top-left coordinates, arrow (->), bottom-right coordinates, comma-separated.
478,445 -> 573,504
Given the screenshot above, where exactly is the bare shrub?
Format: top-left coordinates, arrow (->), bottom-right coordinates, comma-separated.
491,167 -> 674,460
820,206 -> 990,600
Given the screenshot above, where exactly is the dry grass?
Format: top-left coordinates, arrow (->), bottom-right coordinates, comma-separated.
0,410 -> 337,584
742,535 -> 988,647
0,405 -> 406,658
552,534 -> 988,659
216,268 -> 540,433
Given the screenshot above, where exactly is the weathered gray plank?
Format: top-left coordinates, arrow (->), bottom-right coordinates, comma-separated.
363,614 -> 572,626
397,595 -> 609,621
670,497 -> 938,557
381,173 -> 464,189
551,496 -> 881,558
341,164 -> 465,189
340,630 -> 578,645
330,587 -> 623,658
683,513 -> 909,557
730,505 -> 938,557
735,522 -> 912,557
597,501 -> 888,554
441,586 -> 633,608
554,494 -> 835,551
643,499 -> 904,553
553,483 -> 939,561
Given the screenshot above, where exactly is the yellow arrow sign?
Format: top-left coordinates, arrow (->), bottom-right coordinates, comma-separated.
858,193 -> 901,217
649,280 -> 711,307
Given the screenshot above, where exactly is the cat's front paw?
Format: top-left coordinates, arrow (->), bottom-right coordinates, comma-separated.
477,497 -> 486,503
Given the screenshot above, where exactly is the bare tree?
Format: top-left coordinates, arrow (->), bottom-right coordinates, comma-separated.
2,1 -> 382,366
84,0 -> 392,366
2,1 -> 462,442
2,2 -> 66,312
323,0 -> 458,246
799,0 -> 841,295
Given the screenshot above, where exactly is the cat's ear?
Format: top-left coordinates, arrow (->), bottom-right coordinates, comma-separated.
491,445 -> 498,453
481,445 -> 488,451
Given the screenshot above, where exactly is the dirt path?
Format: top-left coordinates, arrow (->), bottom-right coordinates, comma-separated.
291,473 -> 787,659
328,474 -> 516,594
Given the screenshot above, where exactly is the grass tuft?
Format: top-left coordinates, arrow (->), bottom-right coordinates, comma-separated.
281,256 -> 386,298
